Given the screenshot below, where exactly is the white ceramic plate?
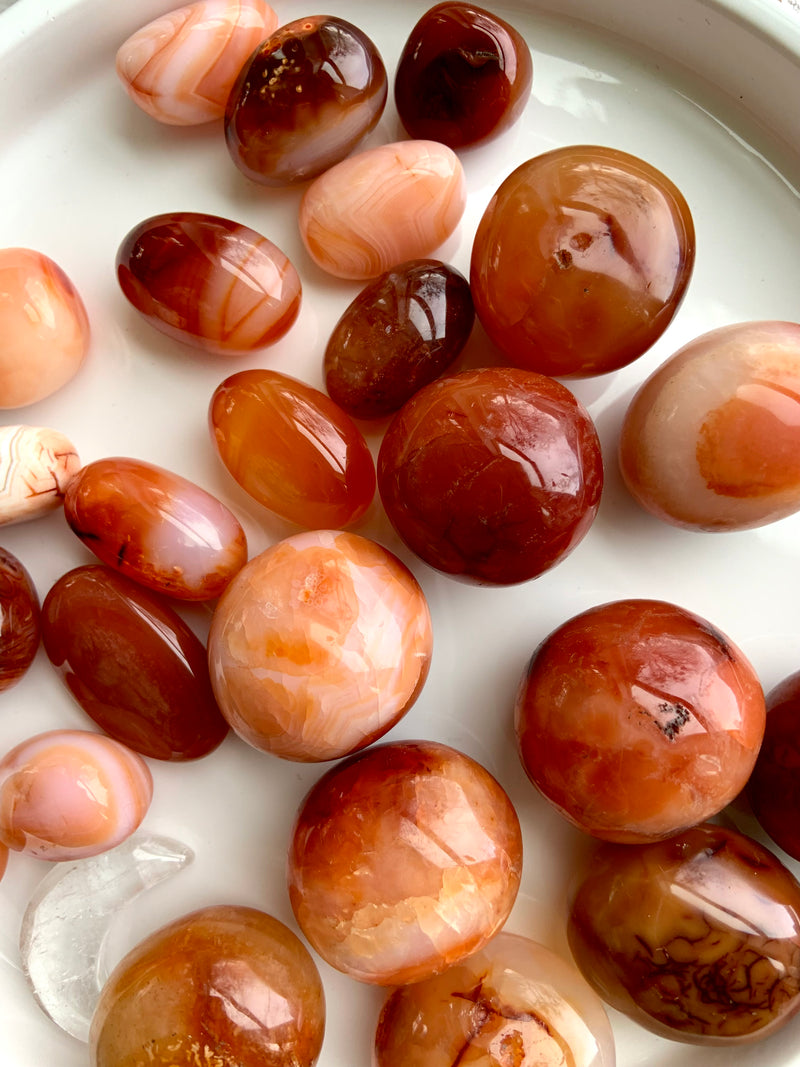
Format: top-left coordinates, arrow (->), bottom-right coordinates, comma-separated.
2,0 -> 800,1064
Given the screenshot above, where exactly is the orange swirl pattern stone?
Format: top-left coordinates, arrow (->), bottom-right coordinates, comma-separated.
299,140 -> 467,280
0,425 -> 81,526
208,530 -> 432,761
0,248 -> 90,409
116,0 -> 278,125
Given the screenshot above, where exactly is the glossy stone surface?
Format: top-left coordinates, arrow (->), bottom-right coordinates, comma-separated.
116,0 -> 277,125
515,598 -> 766,843
208,530 -> 432,761
470,146 -> 695,377
324,259 -> 474,419
63,456 -> 247,601
568,824 -> 800,1043
288,739 -> 522,984
0,425 -> 81,525
20,834 -> 194,1041
375,931 -> 615,1067
90,905 -> 325,1067
209,368 -> 376,528
116,212 -> 301,355
299,140 -> 467,280
394,3 -> 533,149
42,566 -> 228,761
378,367 -> 603,584
0,730 -> 152,861
0,247 -> 90,408
620,320 -> 800,530
0,546 -> 40,693
225,15 -> 387,185
747,670 -> 800,861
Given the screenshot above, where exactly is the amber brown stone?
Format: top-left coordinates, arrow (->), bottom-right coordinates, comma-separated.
324,259 -> 474,419
748,671 -> 800,861
0,546 -> 40,692
42,566 -> 228,761
90,905 -> 325,1067
470,145 -> 695,377
225,15 -> 387,185
568,824 -> 800,1043
394,2 -> 533,148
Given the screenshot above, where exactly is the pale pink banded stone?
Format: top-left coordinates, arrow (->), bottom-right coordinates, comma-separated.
298,140 -> 467,280
0,730 -> 153,861
116,0 -> 278,125
0,425 -> 80,525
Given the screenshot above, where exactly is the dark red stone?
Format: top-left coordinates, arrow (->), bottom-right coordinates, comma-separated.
748,670 -> 800,861
0,546 -> 40,692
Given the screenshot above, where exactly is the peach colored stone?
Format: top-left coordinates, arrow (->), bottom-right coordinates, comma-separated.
0,425 -> 80,525
298,140 -> 467,280
0,248 -> 89,409
116,0 -> 278,125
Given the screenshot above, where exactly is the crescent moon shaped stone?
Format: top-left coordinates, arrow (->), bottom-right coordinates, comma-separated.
298,140 -> 467,280
0,425 -> 81,525
115,0 -> 278,125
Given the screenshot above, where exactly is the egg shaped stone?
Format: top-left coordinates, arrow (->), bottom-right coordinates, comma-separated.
208,530 -> 432,761
116,0 -> 278,126
116,212 -> 301,355
90,905 -> 325,1067
64,457 -> 247,601
209,368 -> 376,528
42,566 -> 228,761
0,547 -> 40,693
299,140 -> 467,280
0,425 -> 81,526
0,730 -> 153,860
225,14 -> 387,185
620,320 -> 800,530
0,248 -> 90,408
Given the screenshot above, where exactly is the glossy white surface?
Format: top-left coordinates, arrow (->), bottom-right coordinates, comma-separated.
1,0 -> 800,1064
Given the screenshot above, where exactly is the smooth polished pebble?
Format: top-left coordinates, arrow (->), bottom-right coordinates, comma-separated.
0,248 -> 90,408
89,905 -> 325,1067
568,824 -> 800,1043
42,566 -> 229,761
116,0 -> 277,125
116,212 -> 301,355
515,598 -> 766,842
0,546 -> 40,693
0,425 -> 80,526
225,14 -> 387,184
209,368 -> 376,528
747,670 -> 800,861
288,739 -> 522,984
620,320 -> 800,530
64,457 -> 247,601
208,530 -> 432,761
0,730 -> 153,861
299,140 -> 467,280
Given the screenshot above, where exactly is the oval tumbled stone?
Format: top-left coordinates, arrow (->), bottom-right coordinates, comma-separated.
298,140 -> 466,280
0,546 -> 40,693
42,566 -> 228,761
64,457 -> 247,601
0,425 -> 81,526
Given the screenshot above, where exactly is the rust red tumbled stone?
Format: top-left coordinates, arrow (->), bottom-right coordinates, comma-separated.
209,368 -> 376,528
515,598 -> 766,842
42,565 -> 228,761
747,670 -> 800,861
116,212 -> 301,355
394,2 -> 533,149
470,145 -> 695,377
377,367 -> 603,584
225,15 -> 387,185
64,457 -> 247,601
0,546 -> 40,692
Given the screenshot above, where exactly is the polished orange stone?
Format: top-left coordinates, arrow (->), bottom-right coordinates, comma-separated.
747,670 -> 800,861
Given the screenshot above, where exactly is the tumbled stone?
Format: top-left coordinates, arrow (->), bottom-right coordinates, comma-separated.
0,546 -> 40,692
0,425 -> 81,526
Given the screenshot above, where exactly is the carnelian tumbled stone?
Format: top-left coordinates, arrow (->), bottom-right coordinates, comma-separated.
116,212 -> 301,355
470,145 -> 694,377
747,671 -> 800,861
288,739 -> 522,985
377,367 -> 603,584
568,824 -> 800,1044
620,320 -> 800,530
42,566 -> 228,761
515,598 -> 765,843
90,905 -> 325,1067
394,2 -> 533,148
0,546 -> 40,692
225,15 -> 387,185
209,368 -> 376,528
